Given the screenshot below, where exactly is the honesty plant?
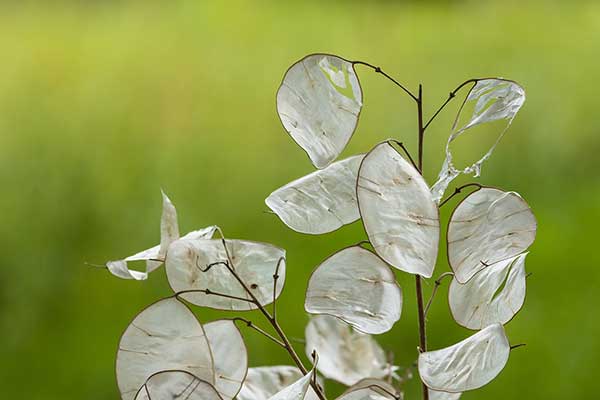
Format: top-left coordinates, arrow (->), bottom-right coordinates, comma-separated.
100,53 -> 535,400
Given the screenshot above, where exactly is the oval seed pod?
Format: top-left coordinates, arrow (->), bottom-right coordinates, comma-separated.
166,239 -> 286,311
304,315 -> 392,386
277,54 -> 363,169
431,79 -> 526,202
305,245 -> 402,334
134,371 -> 222,400
449,253 -> 528,329
447,187 -> 536,283
116,298 -> 214,400
418,323 -> 510,393
204,320 -> 248,399
266,155 -> 363,234
357,141 -> 439,278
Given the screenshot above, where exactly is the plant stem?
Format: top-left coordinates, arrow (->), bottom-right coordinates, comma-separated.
217,240 -> 327,400
438,183 -> 482,208
231,317 -> 286,348
352,60 -> 418,102
415,84 -> 430,400
424,272 -> 455,317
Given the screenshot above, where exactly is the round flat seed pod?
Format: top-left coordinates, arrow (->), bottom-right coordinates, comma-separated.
204,320 -> 248,400
116,298 -> 214,400
266,155 -> 363,234
304,245 -> 402,334
134,371 -> 222,400
418,323 -> 510,393
431,79 -> 526,202
447,187 -> 536,283
342,379 -> 399,400
357,141 -> 439,278
337,387 -> 393,400
166,239 -> 285,310
277,54 -> 363,169
266,366 -> 315,400
428,389 -> 461,400
237,366 -> 320,400
449,253 -> 528,329
304,315 -> 390,386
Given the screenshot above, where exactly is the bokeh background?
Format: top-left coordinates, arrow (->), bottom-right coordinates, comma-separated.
1,1 -> 599,399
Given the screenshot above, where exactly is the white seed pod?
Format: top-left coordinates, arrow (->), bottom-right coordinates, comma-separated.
431,79 -> 526,202
204,320 -> 248,399
116,298 -> 214,400
134,371 -> 222,400
341,379 -> 399,400
418,323 -> 510,393
447,187 -> 536,283
304,245 -> 402,334
357,141 -> 439,278
266,155 -> 363,234
337,387 -> 394,400
237,367 -> 320,400
106,191 -> 217,280
428,389 -> 461,400
449,253 -> 528,329
266,364 -> 316,400
277,54 -> 363,169
166,239 -> 286,310
305,315 -> 391,386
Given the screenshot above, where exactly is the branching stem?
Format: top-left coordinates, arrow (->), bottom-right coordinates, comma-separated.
215,237 -> 327,400
424,272 -> 455,317
438,183 -> 483,208
230,317 -> 286,348
387,139 -> 419,171
415,83 -> 430,400
174,289 -> 254,304
352,60 -> 418,102
423,79 -> 478,131
272,256 -> 285,320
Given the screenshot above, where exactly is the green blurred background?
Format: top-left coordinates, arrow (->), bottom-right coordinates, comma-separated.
1,1 -> 598,399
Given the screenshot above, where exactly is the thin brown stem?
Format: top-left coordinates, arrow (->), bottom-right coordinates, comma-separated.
387,139 -> 418,171
352,60 -> 418,102
424,272 -> 455,317
364,384 -> 402,400
217,239 -> 327,400
415,84 -> 429,400
230,317 -> 286,348
510,343 -> 527,350
174,289 -> 254,304
423,78 -> 479,131
272,257 -> 285,320
438,183 -> 483,208
423,93 -> 454,131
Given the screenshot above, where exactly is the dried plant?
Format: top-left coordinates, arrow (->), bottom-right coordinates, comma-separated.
100,53 -> 535,400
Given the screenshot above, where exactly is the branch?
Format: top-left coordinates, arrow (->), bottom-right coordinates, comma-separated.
424,272 -> 455,318
196,260 -> 230,272
415,84 -> 428,400
352,60 -> 418,102
438,183 -> 483,208
387,139 -> 419,171
363,384 -> 402,400
272,256 -> 285,320
423,79 -> 477,131
216,235 -> 328,400
231,317 -> 286,348
510,343 -> 527,351
84,262 -> 106,269
173,288 -> 254,304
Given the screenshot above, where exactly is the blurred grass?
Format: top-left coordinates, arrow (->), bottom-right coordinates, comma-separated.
0,0 -> 599,399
